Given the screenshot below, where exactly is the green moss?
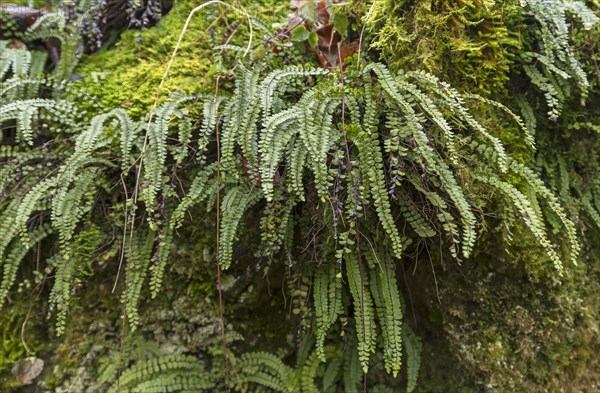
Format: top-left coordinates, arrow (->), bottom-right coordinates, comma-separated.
75,0 -> 288,117
0,303 -> 44,390
75,1 -> 213,116
364,0 -> 521,96
413,220 -> 599,392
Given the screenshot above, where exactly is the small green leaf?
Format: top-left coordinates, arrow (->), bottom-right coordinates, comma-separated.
253,45 -> 267,59
308,32 -> 318,48
333,13 -> 349,36
291,25 -> 310,42
206,64 -> 218,77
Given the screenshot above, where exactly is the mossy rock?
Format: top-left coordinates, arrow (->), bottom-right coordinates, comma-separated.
75,0 -> 288,117
363,0 -> 522,96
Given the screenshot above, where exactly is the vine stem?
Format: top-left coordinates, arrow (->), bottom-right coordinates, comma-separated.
338,43 -> 368,393
214,75 -> 232,392
357,0 -> 378,65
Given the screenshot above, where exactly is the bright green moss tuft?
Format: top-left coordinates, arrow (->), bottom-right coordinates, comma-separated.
364,0 -> 521,96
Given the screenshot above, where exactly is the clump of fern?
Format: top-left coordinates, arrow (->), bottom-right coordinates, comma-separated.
0,57 -> 581,388
518,0 -> 598,119
0,2 -> 591,390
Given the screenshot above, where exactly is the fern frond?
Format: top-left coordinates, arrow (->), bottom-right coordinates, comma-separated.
405,70 -> 509,171
219,187 -> 263,269
123,231 -> 155,331
300,350 -> 322,393
366,249 -> 403,378
403,323 -> 422,393
0,224 -> 53,306
149,226 -> 173,299
343,333 -> 362,393
259,66 -> 328,115
464,92 -> 535,149
235,351 -> 295,392
353,77 -> 404,258
170,164 -> 218,230
314,264 -> 343,362
366,63 -> 477,258
345,253 -> 376,374
508,159 -> 580,264
111,354 -> 207,393
260,107 -> 300,201
475,172 -> 564,274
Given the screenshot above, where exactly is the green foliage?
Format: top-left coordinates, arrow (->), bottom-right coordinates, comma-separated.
1,58 -> 581,386
234,351 -> 296,392
1,0 -> 598,391
367,250 -> 404,378
345,254 -> 377,374
95,336 -> 215,393
364,0 -> 521,95
111,354 -> 212,393
519,0 -> 599,117
313,264 -> 342,362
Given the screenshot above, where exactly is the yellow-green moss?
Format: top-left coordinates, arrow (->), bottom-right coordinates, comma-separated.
75,0 -> 288,117
364,0 -> 521,96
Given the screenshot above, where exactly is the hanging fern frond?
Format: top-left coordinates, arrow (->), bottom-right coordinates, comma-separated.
345,253 -> 376,374
0,224 -> 53,306
343,333 -> 362,393
403,323 -> 423,393
149,225 -> 173,299
366,249 -> 403,378
314,263 -> 343,362
169,163 -> 218,230
114,231 -> 152,332
219,187 -> 263,270
519,0 -> 599,116
353,77 -> 405,258
475,173 -> 564,274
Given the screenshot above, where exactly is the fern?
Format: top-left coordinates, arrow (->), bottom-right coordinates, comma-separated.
219,187 -> 263,270
402,323 -> 423,393
0,99 -> 80,144
353,77 -> 405,258
343,333 -> 362,393
0,224 -> 53,306
149,226 -> 173,299
221,66 -> 261,177
110,354 -> 212,393
366,63 -> 478,258
508,158 -> 580,264
0,21 -> 588,391
235,351 -> 295,392
366,249 -> 403,378
345,253 -> 376,374
259,66 -> 328,115
300,350 -> 322,393
123,231 -> 155,331
169,164 -> 218,230
0,44 -> 32,78
314,264 -> 343,362
520,0 -> 599,116
475,173 -> 564,274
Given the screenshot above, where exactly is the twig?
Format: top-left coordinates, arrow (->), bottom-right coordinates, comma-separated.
357,0 -> 378,65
